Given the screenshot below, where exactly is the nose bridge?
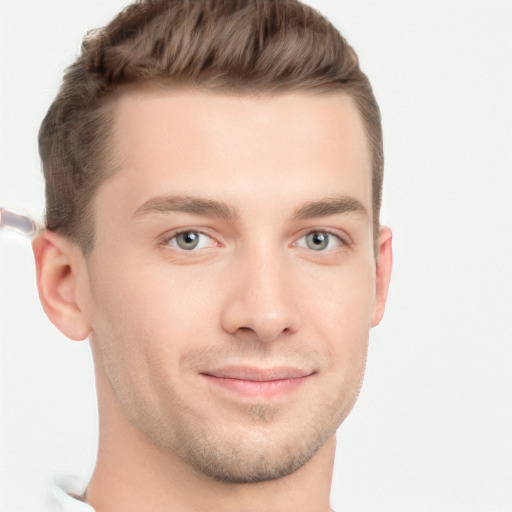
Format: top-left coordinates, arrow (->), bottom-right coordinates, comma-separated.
246,243 -> 288,307
220,240 -> 302,342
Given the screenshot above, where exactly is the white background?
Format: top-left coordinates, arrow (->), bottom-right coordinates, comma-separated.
1,1 -> 511,511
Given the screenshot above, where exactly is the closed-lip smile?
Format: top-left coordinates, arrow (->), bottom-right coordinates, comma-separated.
200,366 -> 314,398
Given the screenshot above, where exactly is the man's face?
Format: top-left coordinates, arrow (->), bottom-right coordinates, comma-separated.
80,89 -> 382,482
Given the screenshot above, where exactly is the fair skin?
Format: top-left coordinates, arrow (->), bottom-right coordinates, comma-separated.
33,89 -> 392,512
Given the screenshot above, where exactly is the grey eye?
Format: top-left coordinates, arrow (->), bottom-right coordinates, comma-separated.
175,231 -> 201,250
164,230 -> 217,252
305,232 -> 330,251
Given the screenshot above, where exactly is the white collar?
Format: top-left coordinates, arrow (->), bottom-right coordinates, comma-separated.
45,473 -> 94,512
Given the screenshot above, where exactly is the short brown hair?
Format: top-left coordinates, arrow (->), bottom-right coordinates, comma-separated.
39,0 -> 383,254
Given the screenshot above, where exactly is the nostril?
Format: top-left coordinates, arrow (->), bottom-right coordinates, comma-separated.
220,275 -> 302,342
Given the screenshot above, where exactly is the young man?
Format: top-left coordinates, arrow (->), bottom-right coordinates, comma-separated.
34,1 -> 392,510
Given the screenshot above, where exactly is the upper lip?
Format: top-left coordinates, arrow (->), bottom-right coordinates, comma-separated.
202,366 -> 314,381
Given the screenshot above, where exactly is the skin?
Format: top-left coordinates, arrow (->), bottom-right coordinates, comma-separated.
33,89 -> 392,512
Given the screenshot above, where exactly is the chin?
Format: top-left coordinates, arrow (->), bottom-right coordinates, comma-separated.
168,414 -> 339,484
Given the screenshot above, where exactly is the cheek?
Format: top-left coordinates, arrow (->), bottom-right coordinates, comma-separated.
86,261 -> 193,417
88,256 -> 217,364
309,258 -> 374,321
303,261 -> 375,365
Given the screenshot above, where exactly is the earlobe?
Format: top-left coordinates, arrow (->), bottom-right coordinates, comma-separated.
32,230 -> 91,341
371,226 -> 393,327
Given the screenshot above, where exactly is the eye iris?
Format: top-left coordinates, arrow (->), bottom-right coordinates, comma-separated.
176,232 -> 200,250
306,232 -> 329,251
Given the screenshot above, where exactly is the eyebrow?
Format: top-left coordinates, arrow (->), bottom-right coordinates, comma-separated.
133,195 -> 239,221
291,195 -> 368,221
133,194 -> 367,222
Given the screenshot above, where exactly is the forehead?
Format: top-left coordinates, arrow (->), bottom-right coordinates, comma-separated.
99,88 -> 372,221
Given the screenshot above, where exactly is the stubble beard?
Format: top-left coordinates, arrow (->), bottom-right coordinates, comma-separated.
170,404 -> 340,484
102,337 -> 368,485
141,382 -> 362,485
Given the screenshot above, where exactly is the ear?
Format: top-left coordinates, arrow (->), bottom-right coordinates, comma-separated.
371,226 -> 393,327
32,230 -> 91,341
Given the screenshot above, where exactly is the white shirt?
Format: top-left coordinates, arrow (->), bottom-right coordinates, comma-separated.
45,474 -> 94,512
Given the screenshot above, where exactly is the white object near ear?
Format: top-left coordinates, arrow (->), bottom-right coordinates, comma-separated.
0,206 -> 37,238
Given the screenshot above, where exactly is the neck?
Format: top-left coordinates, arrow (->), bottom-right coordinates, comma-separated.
85,362 -> 336,512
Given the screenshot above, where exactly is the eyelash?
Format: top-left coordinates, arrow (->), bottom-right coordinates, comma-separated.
292,231 -> 348,251
161,230 -> 218,251
161,228 -> 349,253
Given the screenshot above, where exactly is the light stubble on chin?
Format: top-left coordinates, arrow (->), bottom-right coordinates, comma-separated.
153,380 -> 362,484
170,406 -> 340,484
176,345 -> 334,481
110,340 -> 367,484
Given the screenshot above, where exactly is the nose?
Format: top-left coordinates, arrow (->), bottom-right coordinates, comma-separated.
220,246 -> 302,343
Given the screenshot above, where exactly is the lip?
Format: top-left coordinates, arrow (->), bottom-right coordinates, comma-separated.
200,366 -> 314,399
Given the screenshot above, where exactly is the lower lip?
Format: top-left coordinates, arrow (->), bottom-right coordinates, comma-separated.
201,375 -> 309,399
